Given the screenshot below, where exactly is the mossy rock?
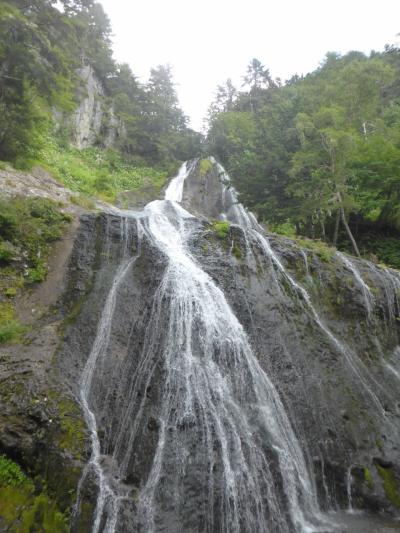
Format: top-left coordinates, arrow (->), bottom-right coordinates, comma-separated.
210,220 -> 230,240
376,464 -> 400,509
296,238 -> 336,262
232,244 -> 243,260
198,158 -> 213,177
0,455 -> 69,532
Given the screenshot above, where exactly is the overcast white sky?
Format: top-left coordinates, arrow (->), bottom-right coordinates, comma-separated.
100,0 -> 400,131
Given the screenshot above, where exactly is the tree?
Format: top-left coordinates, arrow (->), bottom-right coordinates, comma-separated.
0,1 -> 75,162
242,58 -> 275,113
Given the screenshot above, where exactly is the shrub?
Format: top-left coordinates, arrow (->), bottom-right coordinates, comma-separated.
0,455 -> 27,487
0,302 -> 25,343
0,241 -> 14,264
270,222 -> 296,238
211,220 -> 230,239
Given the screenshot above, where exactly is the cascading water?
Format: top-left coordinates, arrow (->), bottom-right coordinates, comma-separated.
76,216 -> 142,533
76,161 -> 335,532
336,252 -> 374,319
72,157 -> 400,533
214,165 -> 395,424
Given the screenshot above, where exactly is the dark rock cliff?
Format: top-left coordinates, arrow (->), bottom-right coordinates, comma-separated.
2,158 -> 400,532
61,159 -> 400,531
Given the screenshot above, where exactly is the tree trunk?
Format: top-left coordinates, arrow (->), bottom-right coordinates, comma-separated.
340,208 -> 361,257
333,210 -> 340,246
321,219 -> 326,241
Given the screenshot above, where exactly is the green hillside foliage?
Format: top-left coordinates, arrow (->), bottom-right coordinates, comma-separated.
207,50 -> 400,268
40,142 -> 169,202
0,196 -> 71,340
0,0 -> 203,169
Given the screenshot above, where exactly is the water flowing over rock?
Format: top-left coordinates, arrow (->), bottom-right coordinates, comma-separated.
59,158 -> 400,532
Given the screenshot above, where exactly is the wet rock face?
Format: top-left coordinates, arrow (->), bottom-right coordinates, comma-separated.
181,160 -> 226,219
58,160 -> 400,530
183,161 -> 400,515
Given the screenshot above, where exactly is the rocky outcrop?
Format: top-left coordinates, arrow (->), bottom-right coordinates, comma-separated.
72,65 -> 105,149
53,65 -> 123,150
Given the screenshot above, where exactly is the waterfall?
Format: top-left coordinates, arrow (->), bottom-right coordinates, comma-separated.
76,161 -> 338,532
336,252 -> 374,318
76,216 -> 142,533
247,230 -> 390,418
346,467 -> 354,514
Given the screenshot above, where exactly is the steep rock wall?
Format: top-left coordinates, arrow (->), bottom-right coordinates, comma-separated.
54,65 -> 123,150
55,159 -> 400,531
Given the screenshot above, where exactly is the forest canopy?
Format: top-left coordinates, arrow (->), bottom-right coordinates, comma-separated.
206,48 -> 400,266
0,0 -> 202,167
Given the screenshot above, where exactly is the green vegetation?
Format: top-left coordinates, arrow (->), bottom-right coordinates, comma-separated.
269,222 -> 297,238
207,48 -> 400,268
0,455 -> 68,532
363,467 -> 374,490
0,302 -> 25,344
232,244 -> 243,260
0,456 -> 27,487
295,239 -> 335,262
199,158 -> 213,177
0,196 -> 70,293
0,196 -> 70,343
0,0 -> 203,171
40,143 -> 168,202
58,399 -> 86,459
211,221 -> 230,239
376,464 -> 400,509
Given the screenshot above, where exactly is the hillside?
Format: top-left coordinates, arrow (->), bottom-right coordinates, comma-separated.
206,51 -> 400,269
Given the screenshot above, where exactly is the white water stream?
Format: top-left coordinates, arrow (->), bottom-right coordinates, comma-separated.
77,162 -> 337,532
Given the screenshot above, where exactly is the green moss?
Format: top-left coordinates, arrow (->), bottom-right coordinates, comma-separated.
198,158 -> 213,177
232,244 -> 243,260
210,220 -> 230,240
363,467 -> 374,489
0,455 -> 68,532
296,238 -> 335,262
58,399 -> 86,459
20,491 -> 68,532
0,486 -> 68,532
45,392 -> 86,461
376,464 -> 400,508
64,298 -> 85,325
